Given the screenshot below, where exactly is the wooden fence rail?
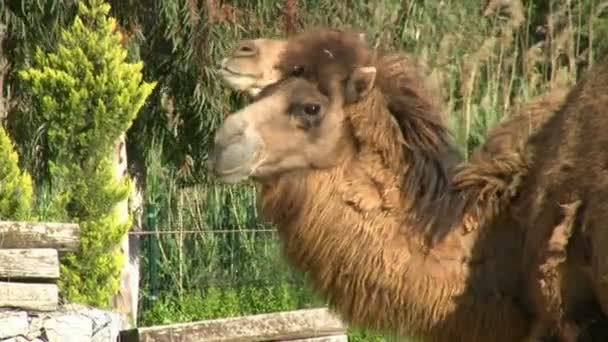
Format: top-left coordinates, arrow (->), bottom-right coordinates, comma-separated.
119,308 -> 348,342
0,220 -> 80,252
0,220 -> 80,312
0,248 -> 60,279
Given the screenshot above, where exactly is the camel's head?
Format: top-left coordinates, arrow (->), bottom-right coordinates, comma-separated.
209,28 -> 377,183
218,38 -> 287,97
218,29 -> 368,98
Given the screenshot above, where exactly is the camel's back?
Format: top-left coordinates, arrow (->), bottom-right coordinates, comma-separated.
520,55 -> 608,228
471,86 -> 569,161
514,54 -> 608,325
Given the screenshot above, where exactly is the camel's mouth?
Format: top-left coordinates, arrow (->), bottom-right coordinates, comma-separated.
218,65 -> 260,78
218,57 -> 264,78
217,58 -> 270,97
211,164 -> 253,184
217,67 -> 264,96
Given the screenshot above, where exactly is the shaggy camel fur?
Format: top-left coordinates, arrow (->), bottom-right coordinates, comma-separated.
508,54 -> 608,341
210,27 -> 533,341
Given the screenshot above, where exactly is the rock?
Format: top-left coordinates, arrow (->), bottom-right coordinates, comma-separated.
43,312 -> 92,342
0,311 -> 28,339
85,306 -> 122,342
2,338 -> 46,342
0,304 -> 122,342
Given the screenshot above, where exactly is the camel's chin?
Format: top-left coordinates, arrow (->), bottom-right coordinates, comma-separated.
210,157 -> 257,184
217,68 -> 261,94
209,156 -> 255,184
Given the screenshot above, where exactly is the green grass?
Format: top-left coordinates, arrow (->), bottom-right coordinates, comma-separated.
139,284 -> 321,326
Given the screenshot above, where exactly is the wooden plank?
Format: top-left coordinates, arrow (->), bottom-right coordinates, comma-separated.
0,221 -> 80,252
120,308 -> 347,342
285,335 -> 348,342
0,249 -> 59,280
0,281 -> 58,311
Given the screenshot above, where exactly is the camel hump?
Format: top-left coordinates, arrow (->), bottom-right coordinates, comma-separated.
450,152 -> 528,233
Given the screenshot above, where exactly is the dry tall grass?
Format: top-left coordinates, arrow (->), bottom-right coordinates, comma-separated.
363,0 -> 608,155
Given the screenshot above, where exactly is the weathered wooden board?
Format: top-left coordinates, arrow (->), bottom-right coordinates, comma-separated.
0,282 -> 58,311
119,308 -> 347,342
0,221 -> 80,251
287,336 -> 349,342
0,249 -> 59,280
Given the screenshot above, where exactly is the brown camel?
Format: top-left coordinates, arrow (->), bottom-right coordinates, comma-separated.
216,30 -> 608,341
209,27 -> 533,342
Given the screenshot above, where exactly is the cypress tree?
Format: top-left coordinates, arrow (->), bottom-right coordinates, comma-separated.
19,0 -> 156,306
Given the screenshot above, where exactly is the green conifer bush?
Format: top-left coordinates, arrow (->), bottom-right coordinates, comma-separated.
19,0 -> 156,306
0,126 -> 33,220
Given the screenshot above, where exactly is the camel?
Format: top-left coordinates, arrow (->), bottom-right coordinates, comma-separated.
209,27 -> 533,341
215,30 -> 608,341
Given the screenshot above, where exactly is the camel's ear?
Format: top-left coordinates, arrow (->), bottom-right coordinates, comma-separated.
345,66 -> 377,103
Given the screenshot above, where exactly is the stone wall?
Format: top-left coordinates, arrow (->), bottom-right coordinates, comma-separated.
0,304 -> 121,342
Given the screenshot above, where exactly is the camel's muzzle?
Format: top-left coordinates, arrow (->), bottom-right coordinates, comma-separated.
208,113 -> 265,184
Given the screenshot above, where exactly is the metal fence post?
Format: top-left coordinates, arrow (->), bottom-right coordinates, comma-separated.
146,203 -> 159,306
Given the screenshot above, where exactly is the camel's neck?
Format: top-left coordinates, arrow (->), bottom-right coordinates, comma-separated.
258,160 -> 529,341
346,88 -> 470,244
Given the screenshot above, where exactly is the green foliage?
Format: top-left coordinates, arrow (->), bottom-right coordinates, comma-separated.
140,284 -> 320,326
19,1 -> 155,166
0,126 -> 33,220
140,287 -> 408,341
2,1 -> 80,179
139,284 -> 398,341
18,0 -> 156,307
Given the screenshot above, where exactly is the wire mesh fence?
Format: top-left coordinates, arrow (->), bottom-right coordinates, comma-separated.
132,213 -> 321,325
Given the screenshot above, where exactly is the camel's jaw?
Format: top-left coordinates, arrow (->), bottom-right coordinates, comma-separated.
208,150 -> 257,184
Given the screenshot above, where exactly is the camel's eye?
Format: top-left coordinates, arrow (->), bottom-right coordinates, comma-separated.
292,65 -> 305,76
289,103 -> 322,118
303,103 -> 320,116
